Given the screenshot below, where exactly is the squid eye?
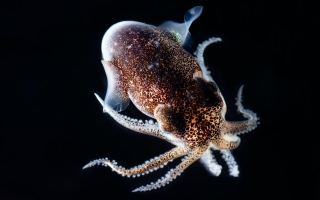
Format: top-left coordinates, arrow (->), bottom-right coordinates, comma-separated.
154,104 -> 186,134
207,81 -> 219,92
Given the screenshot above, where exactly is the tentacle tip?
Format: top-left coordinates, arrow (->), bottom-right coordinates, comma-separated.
94,93 -> 101,100
94,93 -> 105,108
82,163 -> 93,170
132,188 -> 140,192
209,37 -> 222,42
238,85 -> 244,93
229,167 -> 240,177
230,171 -> 239,177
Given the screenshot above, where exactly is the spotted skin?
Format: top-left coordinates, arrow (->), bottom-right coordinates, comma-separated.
107,24 -> 226,148
84,6 -> 259,192
108,25 -> 201,116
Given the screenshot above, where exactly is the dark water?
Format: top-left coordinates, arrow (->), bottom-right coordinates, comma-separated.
1,0 -> 318,199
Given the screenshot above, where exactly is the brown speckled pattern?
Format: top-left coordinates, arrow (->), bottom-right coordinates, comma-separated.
85,12 -> 259,191
107,24 -> 225,148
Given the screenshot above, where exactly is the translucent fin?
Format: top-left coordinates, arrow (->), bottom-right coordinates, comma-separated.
101,60 -> 130,112
183,33 -> 194,49
158,6 -> 203,45
184,6 -> 203,30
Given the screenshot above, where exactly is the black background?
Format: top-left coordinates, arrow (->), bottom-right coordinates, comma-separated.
1,0 -> 318,199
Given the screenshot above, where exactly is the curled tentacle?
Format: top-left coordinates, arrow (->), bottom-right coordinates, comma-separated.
194,37 -> 222,82
221,85 -> 259,135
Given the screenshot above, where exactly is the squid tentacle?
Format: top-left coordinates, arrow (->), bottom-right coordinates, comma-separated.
208,144 -> 239,177
221,86 -> 259,135
132,145 -> 208,192
199,148 -> 222,176
219,150 -> 239,177
94,93 -> 168,141
83,146 -> 191,178
194,37 -> 222,82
